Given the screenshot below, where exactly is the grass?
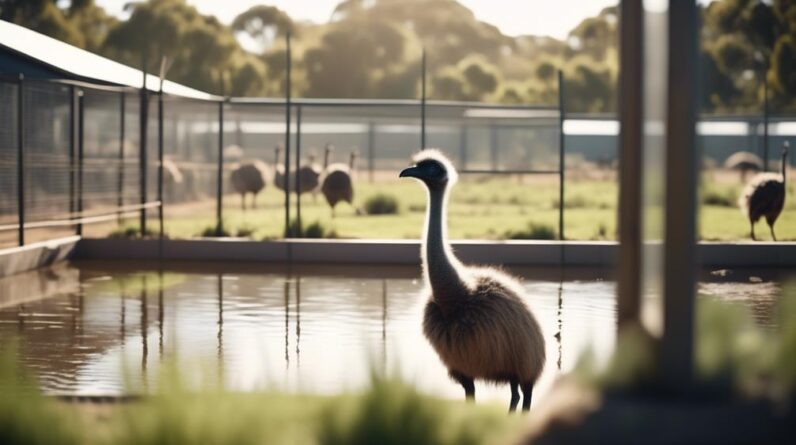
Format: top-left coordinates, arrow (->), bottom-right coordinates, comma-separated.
504,222 -> 557,240
92,174 -> 795,241
0,344 -> 518,445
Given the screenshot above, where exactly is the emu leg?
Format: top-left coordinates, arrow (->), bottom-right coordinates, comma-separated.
252,193 -> 258,209
449,370 -> 475,402
769,223 -> 777,242
750,221 -> 756,241
521,382 -> 534,412
241,194 -> 246,211
509,380 -> 520,413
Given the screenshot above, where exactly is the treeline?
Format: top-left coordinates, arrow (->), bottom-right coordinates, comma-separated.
0,0 -> 793,113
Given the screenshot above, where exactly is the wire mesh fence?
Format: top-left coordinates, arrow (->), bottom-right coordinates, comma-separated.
1,72 -> 794,245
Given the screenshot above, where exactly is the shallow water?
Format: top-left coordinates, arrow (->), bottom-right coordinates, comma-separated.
0,261 -> 790,406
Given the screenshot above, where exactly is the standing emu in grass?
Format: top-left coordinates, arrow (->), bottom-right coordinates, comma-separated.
274,145 -> 287,192
230,160 -> 268,210
321,146 -> 356,217
399,149 -> 546,412
740,141 -> 789,241
297,152 -> 321,197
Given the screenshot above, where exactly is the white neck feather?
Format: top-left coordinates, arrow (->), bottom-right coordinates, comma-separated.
422,184 -> 469,302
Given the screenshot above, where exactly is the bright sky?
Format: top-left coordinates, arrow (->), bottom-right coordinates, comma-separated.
96,0 -> 617,38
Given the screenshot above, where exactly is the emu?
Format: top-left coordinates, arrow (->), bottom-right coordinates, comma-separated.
399,149 -> 545,412
740,141 -> 789,241
230,160 -> 268,210
321,146 -> 356,217
297,152 -> 322,197
273,145 -> 319,196
725,151 -> 763,182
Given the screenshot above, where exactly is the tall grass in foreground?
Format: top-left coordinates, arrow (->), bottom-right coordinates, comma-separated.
0,346 -> 516,445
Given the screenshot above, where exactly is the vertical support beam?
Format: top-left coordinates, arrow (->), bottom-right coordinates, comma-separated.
367,121 -> 375,183
617,0 -> 644,327
489,123 -> 498,170
157,89 -> 165,239
558,70 -> 566,241
284,32 -> 292,237
16,74 -> 25,246
139,61 -> 149,235
295,105 -> 303,237
118,92 -> 126,224
763,64 -> 769,171
76,90 -> 85,236
216,99 -> 224,234
459,124 -> 468,170
661,0 -> 699,390
420,49 -> 427,150
68,85 -> 76,224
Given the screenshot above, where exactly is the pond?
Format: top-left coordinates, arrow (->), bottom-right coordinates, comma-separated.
0,260 -> 790,406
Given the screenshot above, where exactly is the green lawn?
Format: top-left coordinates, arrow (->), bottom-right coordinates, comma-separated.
112,175 -> 796,241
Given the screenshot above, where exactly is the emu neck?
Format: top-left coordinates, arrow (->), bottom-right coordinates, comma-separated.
782,153 -> 788,187
423,184 -> 466,303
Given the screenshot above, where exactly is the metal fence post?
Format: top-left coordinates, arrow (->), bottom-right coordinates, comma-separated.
284,32 -> 292,237
295,104 -> 302,237
16,74 -> 24,246
76,89 -> 85,236
420,49 -> 427,150
489,123 -> 498,170
157,89 -> 165,239
69,85 -> 76,226
216,99 -> 224,234
558,70 -> 565,241
763,64 -> 769,171
459,124 -> 468,170
118,92 -> 126,224
367,121 -> 375,183
140,64 -> 149,236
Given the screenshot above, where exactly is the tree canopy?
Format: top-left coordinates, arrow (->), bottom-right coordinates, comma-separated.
1,0 -> 794,112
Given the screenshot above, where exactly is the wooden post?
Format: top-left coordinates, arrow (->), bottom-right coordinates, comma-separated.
617,0 -> 644,327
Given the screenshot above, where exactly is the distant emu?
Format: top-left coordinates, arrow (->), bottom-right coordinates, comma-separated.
297,152 -> 322,197
274,145 -> 287,192
230,160 -> 268,210
400,149 -> 545,412
725,151 -> 763,182
740,141 -> 789,241
321,146 -> 356,217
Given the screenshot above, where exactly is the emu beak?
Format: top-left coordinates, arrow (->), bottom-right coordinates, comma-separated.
399,166 -> 421,179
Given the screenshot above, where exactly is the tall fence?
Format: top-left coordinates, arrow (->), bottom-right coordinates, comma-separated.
0,74 -> 566,247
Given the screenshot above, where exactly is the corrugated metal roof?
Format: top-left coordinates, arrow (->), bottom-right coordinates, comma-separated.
0,19 -> 216,100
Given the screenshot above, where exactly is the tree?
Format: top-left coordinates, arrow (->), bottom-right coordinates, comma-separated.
232,5 -> 293,52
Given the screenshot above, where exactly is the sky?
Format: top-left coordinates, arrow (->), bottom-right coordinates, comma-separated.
95,0 -> 617,39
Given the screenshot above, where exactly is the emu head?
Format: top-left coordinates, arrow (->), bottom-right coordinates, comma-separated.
399,149 -> 458,190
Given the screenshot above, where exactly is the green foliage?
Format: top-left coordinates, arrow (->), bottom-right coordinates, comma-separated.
702,187 -> 736,207
109,225 -> 157,239
5,0 -> 796,111
200,224 -> 231,237
0,342 -> 81,445
285,219 -> 336,238
0,349 -> 515,445
503,222 -> 556,240
364,193 -> 400,215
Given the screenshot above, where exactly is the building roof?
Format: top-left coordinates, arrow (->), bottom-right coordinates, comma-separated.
0,19 -> 215,100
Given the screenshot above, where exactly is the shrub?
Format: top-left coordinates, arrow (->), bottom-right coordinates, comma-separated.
285,220 -> 336,238
504,222 -> 556,240
109,226 -> 157,239
364,194 -> 400,215
200,225 -> 231,237
702,189 -> 735,207
236,225 -> 256,238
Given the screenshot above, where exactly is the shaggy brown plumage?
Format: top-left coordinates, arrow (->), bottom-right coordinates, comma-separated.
230,160 -> 268,210
297,154 -> 321,195
739,142 -> 789,241
400,149 -> 546,412
321,151 -> 356,217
